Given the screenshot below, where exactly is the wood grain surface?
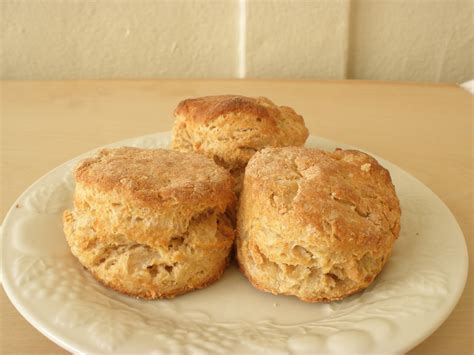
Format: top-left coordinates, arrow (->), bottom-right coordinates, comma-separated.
1,80 -> 472,354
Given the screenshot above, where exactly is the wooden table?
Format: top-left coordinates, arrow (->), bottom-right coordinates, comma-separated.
1,80 -> 472,354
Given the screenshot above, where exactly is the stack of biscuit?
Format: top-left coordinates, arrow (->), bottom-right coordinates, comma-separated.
64,94 -> 401,302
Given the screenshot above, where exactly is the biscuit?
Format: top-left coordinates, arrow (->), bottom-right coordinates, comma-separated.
171,95 -> 308,193
236,147 -> 401,302
63,147 -> 235,299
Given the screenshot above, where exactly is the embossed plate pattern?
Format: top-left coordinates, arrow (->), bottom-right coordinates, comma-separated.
1,132 -> 468,354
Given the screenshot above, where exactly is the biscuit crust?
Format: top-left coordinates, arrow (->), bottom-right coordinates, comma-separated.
236,147 -> 401,302
75,147 -> 234,210
64,147 -> 236,299
171,95 -> 309,192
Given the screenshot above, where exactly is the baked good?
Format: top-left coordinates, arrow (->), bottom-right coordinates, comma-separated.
171,95 -> 309,193
63,147 -> 235,299
236,147 -> 401,302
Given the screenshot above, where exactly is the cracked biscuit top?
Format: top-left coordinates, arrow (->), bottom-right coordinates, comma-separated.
242,147 -> 401,256
72,147 -> 236,248
75,147 -> 235,210
171,95 -> 309,169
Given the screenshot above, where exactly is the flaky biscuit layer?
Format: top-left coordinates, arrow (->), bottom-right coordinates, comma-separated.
64,147 -> 236,298
236,147 -> 401,302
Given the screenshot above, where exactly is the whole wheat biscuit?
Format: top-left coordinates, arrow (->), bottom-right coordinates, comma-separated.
63,147 -> 235,299
236,147 -> 401,302
171,95 -> 309,193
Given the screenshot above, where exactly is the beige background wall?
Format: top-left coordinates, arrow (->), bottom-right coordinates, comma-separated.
1,0 -> 472,82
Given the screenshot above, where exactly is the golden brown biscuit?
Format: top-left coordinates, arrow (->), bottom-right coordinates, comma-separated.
236,147 -> 401,302
63,147 -> 235,299
171,95 -> 309,193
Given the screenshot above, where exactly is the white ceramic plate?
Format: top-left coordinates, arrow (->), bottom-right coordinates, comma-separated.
1,132 -> 468,354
